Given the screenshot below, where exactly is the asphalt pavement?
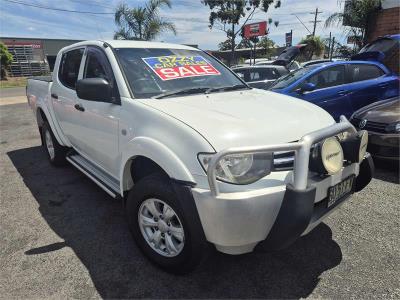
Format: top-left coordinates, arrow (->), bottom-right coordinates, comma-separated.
0,100 -> 399,299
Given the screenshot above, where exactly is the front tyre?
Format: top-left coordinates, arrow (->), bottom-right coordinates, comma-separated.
126,173 -> 207,274
42,122 -> 68,166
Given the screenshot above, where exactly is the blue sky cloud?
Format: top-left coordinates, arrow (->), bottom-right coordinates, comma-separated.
0,0 -> 348,49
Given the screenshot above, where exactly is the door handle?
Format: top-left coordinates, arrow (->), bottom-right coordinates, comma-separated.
378,83 -> 388,88
337,90 -> 348,96
51,93 -> 58,99
74,104 -> 85,112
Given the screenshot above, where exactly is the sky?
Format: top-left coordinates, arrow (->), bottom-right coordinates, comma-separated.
0,0 -> 350,50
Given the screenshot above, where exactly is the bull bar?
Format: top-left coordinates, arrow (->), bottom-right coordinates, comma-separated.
207,116 -> 358,196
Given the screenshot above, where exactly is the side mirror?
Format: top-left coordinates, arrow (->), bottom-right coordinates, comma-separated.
298,82 -> 316,93
76,78 -> 112,102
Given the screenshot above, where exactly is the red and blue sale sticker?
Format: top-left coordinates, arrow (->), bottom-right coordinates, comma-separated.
142,55 -> 221,80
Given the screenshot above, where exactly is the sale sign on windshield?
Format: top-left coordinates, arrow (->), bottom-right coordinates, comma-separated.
142,55 -> 220,80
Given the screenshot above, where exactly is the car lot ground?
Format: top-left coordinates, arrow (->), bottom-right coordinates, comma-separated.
0,97 -> 399,299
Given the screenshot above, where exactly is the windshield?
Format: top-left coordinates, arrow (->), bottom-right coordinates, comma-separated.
360,38 -> 399,54
269,65 -> 318,89
115,48 -> 244,98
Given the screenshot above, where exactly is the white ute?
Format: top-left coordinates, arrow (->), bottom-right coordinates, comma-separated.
27,40 -> 374,273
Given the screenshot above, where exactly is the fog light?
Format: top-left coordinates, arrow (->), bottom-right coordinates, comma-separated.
310,137 -> 344,175
342,130 -> 368,163
321,137 -> 344,174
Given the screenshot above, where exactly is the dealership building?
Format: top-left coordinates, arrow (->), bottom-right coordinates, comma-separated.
0,37 -> 81,77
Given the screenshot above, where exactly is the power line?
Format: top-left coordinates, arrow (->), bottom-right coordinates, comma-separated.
67,0 -> 115,10
291,14 -> 312,34
1,0 -> 114,14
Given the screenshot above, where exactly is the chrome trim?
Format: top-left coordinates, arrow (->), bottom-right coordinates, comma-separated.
207,116 -> 357,196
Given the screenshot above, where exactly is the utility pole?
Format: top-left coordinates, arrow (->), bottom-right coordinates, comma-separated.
327,32 -> 332,59
330,37 -> 335,59
310,7 -> 323,36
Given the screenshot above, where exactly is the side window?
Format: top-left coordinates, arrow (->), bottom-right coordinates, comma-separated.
236,69 -> 250,81
350,64 -> 384,82
269,68 -> 281,79
249,71 -> 261,81
235,70 -> 246,80
58,48 -> 84,89
83,47 -> 113,83
305,65 -> 345,89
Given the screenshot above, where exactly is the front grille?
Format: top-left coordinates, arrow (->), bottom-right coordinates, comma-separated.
351,118 -> 387,133
273,151 -> 295,171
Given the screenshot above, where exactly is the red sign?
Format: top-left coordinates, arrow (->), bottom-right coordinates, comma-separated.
142,55 -> 221,81
3,40 -> 42,49
243,21 -> 267,39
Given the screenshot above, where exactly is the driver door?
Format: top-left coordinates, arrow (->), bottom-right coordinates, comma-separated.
293,65 -> 353,121
73,46 -> 121,177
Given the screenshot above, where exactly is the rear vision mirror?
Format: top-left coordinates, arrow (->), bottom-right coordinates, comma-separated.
298,82 -> 316,93
76,78 -> 113,103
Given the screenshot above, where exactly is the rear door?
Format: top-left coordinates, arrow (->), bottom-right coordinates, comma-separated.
345,63 -> 388,112
292,65 -> 353,120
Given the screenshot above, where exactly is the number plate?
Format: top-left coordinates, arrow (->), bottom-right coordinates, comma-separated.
327,175 -> 355,208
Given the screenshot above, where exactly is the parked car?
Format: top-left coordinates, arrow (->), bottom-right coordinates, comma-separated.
301,58 -> 343,68
244,58 -> 271,65
232,45 -> 309,89
351,97 -> 399,161
269,60 -> 399,121
255,60 -> 301,71
232,65 -> 289,89
27,40 -> 373,273
354,34 -> 400,75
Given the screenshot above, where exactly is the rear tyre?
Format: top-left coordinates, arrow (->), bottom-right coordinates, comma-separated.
42,122 -> 68,166
126,173 -> 208,274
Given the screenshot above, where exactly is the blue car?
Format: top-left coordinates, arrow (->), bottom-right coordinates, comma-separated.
269,36 -> 399,121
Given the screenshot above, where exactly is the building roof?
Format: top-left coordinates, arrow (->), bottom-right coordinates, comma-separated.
0,36 -> 82,43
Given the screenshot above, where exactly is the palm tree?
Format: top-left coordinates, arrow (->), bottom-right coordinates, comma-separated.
325,0 -> 381,47
300,36 -> 325,60
114,0 -> 177,41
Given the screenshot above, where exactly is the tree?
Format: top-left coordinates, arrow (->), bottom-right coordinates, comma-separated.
0,42 -> 13,80
257,36 -> 275,57
236,38 -> 253,49
114,0 -> 176,41
202,0 -> 281,65
300,36 -> 325,60
325,0 -> 381,47
218,39 -> 233,51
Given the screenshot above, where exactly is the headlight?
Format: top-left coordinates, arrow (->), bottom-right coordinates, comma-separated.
385,122 -> 400,133
198,152 -> 273,184
310,137 -> 344,175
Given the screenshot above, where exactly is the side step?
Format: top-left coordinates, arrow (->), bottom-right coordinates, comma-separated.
66,151 -> 121,199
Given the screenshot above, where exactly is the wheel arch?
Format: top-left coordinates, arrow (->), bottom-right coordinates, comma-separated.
35,105 -> 67,146
120,137 -> 196,195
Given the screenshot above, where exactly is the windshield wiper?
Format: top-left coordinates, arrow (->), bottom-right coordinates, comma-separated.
153,87 -> 210,99
153,84 -> 249,99
205,84 -> 249,94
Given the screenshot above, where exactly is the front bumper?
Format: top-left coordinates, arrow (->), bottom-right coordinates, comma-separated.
192,117 -> 374,254
367,132 -> 400,160
192,155 -> 374,254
